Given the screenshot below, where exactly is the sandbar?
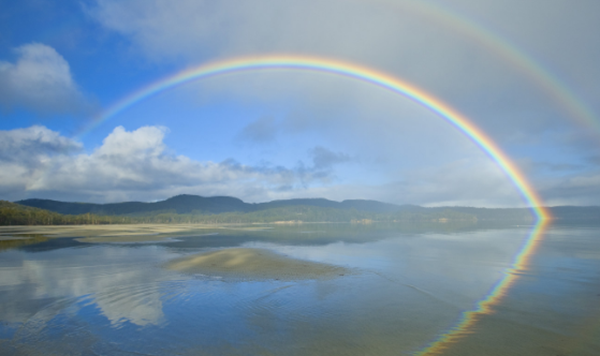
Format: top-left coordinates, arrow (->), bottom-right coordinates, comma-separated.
0,224 -> 268,244
166,248 -> 349,281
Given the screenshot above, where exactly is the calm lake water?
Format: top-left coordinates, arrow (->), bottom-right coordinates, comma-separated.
0,223 -> 598,355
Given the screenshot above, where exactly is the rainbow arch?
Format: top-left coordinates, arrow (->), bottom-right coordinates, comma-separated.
79,54 -> 548,219
80,54 -> 550,353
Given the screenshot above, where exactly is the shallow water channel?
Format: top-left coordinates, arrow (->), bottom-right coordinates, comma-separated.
0,222 -> 598,355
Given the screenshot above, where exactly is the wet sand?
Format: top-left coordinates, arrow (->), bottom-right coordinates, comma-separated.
166,248 -> 350,281
0,224 -> 268,243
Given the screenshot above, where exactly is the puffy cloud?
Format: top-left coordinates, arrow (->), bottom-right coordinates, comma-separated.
0,125 -> 82,162
0,126 -> 82,198
0,126 -> 352,203
0,43 -> 91,115
1,124 -> 598,206
95,125 -> 168,157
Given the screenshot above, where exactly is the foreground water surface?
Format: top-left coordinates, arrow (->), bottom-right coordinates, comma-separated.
0,222 -> 598,355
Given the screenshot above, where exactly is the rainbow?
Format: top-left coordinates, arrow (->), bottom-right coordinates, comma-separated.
79,54 -> 551,353
367,0 -> 600,135
414,219 -> 550,355
79,54 -> 548,218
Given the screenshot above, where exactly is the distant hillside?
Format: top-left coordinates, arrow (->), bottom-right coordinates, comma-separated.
547,206 -> 600,221
17,195 -> 249,216
2,199 -> 475,226
10,195 -> 600,224
0,201 -> 118,225
427,206 -> 600,221
255,198 -> 418,213
17,195 -> 413,216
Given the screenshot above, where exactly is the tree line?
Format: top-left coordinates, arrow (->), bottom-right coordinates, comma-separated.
0,200 -> 480,225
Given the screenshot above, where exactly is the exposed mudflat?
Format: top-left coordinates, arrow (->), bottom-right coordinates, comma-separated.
166,248 -> 350,281
0,224 -> 269,244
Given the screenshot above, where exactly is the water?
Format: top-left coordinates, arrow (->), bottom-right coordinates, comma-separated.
0,223 -> 598,355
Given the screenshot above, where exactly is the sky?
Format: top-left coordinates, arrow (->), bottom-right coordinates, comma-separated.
0,0 -> 599,207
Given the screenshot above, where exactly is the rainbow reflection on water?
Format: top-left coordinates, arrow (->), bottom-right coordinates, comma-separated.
414,217 -> 551,355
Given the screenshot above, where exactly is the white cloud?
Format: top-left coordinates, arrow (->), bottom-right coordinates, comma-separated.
0,126 -> 82,197
0,43 -> 91,115
0,125 -> 351,203
83,0 -> 600,181
1,125 -> 597,207
0,125 -> 82,161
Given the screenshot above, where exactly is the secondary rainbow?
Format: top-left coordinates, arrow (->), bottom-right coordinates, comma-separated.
79,54 -> 551,352
367,0 -> 600,135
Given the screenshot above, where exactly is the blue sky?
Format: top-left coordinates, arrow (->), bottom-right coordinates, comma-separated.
1,0 -> 599,206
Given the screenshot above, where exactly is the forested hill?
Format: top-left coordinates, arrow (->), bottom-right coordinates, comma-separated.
9,195 -> 600,224
16,195 -> 416,216
17,195 -> 249,216
1,199 -> 474,226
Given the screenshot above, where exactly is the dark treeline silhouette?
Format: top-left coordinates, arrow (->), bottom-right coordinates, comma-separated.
1,200 -> 477,225
0,201 -> 135,225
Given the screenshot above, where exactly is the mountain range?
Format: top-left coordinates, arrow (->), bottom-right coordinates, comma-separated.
14,194 -> 600,221
16,194 -> 418,216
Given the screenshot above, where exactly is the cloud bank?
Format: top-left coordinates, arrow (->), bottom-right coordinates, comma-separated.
3,125 -> 596,206
0,43 -> 91,115
85,0 -> 600,189
86,0 -> 600,134
0,125 -> 357,203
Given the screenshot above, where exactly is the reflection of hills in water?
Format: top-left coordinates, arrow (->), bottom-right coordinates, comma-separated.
0,234 -> 49,252
0,246 -> 172,328
0,220 -> 533,253
15,237 -> 86,253
1,223 -> 599,355
159,221 -> 528,250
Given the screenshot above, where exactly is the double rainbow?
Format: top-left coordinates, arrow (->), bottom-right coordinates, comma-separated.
80,54 -> 550,354
368,0 -> 599,135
